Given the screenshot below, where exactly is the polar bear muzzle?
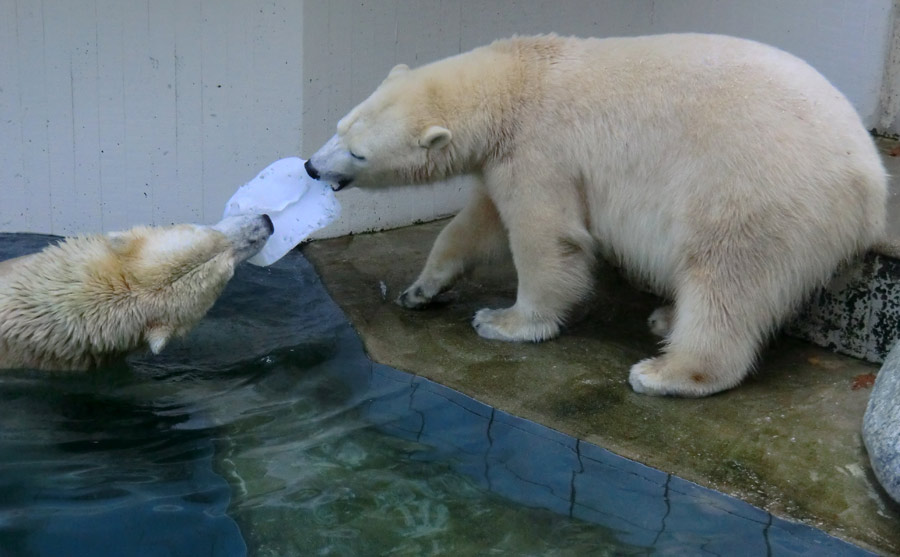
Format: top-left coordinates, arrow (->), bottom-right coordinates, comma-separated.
304,159 -> 353,191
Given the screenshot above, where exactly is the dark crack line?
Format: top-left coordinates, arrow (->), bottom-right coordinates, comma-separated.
491,462 -> 571,500
419,387 -> 493,419
406,381 -> 425,443
569,438 -> 584,518
493,419 -> 578,452
581,454 -> 668,489
652,473 -> 672,547
567,506 -> 664,535
697,539 -> 724,556
666,485 -> 770,527
485,408 -> 495,491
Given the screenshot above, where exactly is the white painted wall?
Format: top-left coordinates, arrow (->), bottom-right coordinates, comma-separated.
303,0 -> 895,237
1,0 -> 303,235
1,0 -> 896,237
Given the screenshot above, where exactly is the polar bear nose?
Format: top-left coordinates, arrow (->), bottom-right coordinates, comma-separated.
304,160 -> 320,180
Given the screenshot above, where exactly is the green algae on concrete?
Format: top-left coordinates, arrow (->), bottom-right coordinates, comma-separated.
303,220 -> 900,555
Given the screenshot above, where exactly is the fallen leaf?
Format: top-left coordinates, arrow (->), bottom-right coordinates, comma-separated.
851,373 -> 876,390
807,355 -> 841,369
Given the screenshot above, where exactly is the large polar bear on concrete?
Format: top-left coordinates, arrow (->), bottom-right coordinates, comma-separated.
305,34 -> 888,397
0,215 -> 272,371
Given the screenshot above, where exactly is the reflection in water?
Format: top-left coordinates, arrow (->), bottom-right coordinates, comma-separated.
0,372 -> 245,556
216,359 -> 636,556
0,234 -> 870,556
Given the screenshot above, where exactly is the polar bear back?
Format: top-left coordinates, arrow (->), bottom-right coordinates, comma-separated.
477,34 -> 887,295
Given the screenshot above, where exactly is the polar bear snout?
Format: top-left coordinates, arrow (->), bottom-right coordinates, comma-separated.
239,214 -> 274,255
305,159 -> 353,191
212,214 -> 274,262
332,177 -> 353,191
306,133 -> 363,191
261,214 -> 274,234
304,159 -> 320,180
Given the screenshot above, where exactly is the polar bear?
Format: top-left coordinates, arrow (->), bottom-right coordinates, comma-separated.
0,215 -> 273,371
305,34 -> 888,397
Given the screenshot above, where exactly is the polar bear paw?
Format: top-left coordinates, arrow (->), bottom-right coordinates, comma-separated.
396,283 -> 437,309
647,306 -> 674,338
628,357 -> 720,398
472,307 -> 559,342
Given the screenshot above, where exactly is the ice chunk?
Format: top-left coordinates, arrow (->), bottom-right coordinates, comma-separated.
223,157 -> 340,266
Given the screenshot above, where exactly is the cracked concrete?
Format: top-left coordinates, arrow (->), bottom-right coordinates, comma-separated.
303,137 -> 900,553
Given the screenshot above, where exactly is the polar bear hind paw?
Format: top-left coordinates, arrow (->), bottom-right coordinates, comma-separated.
628,356 -> 738,397
647,306 -> 674,338
472,307 -> 560,342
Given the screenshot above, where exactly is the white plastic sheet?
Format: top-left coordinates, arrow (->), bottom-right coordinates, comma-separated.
223,158 -> 340,266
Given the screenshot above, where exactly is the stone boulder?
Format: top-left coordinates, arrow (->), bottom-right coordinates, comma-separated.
863,341 -> 900,504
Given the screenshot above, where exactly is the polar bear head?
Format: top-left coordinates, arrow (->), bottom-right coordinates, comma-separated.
99,215 -> 275,355
305,63 -> 459,191
0,215 -> 273,370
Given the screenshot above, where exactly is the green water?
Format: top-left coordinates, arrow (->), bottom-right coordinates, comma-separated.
0,234 -> 869,556
213,357 -> 627,556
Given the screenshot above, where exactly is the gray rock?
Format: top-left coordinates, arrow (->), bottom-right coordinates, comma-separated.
787,254 -> 900,364
863,341 -> 900,504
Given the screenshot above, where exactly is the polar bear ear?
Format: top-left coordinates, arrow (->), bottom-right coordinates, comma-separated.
106,232 -> 130,253
387,63 -> 409,79
418,126 -> 452,150
145,325 -> 172,355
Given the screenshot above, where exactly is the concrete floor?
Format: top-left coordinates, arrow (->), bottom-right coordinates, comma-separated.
303,140 -> 900,554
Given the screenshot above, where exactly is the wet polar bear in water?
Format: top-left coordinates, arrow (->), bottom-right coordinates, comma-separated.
305,34 -> 887,397
0,215 -> 272,371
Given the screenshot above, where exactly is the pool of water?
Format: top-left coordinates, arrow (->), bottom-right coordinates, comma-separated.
0,234 -> 871,556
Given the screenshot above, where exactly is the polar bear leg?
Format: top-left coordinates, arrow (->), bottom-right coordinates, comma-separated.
472,175 -> 596,342
629,280 -> 766,397
397,186 -> 507,308
471,227 -> 595,341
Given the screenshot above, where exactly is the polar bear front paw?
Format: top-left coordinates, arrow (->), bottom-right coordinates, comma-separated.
396,283 -> 437,309
472,307 -> 559,342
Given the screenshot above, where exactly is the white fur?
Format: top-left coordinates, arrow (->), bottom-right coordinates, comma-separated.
0,215 -> 272,371
307,34 -> 888,397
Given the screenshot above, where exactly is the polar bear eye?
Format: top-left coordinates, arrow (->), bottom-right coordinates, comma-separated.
349,150 -> 366,161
